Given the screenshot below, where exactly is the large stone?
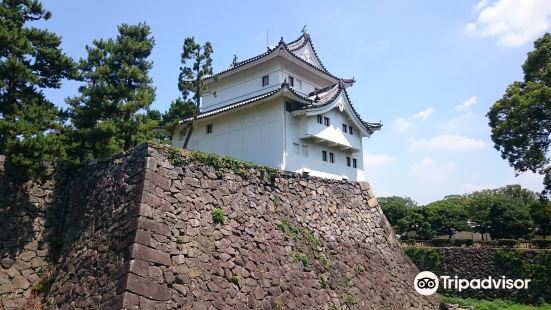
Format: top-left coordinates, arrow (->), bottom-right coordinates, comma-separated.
125,273 -> 170,301
129,244 -> 170,266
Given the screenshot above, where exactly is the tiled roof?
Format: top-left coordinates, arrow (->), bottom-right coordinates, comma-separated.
186,81 -> 382,133
203,33 -> 340,82
286,33 -> 330,73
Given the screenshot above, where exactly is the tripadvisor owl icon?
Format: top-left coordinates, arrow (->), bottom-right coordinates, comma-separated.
414,271 -> 439,295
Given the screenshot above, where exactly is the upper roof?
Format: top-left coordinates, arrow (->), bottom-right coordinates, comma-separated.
203,32 -> 350,84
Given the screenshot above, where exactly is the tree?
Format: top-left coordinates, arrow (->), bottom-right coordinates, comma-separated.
378,196 -> 418,235
0,0 -> 75,173
529,201 -> 551,239
162,97 -> 195,137
67,23 -> 156,159
488,200 -> 534,239
488,33 -> 551,197
178,37 -> 214,149
426,197 -> 470,239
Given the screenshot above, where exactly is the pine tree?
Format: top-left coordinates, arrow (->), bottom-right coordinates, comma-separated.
177,37 -> 214,149
0,0 -> 75,173
67,23 -> 156,159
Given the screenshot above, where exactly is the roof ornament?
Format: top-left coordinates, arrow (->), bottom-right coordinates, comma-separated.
301,25 -> 307,34
314,95 -> 320,103
282,78 -> 289,87
279,36 -> 284,45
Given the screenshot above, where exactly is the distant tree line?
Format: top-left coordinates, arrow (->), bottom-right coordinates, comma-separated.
0,0 -> 213,176
379,185 -> 551,240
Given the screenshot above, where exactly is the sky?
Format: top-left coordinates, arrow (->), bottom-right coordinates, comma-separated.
35,0 -> 551,204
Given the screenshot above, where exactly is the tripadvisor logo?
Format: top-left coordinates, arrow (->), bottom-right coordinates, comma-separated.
414,271 -> 531,296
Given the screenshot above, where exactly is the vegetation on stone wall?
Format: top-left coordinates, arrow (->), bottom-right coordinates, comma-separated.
403,247 -> 444,272
495,250 -> 551,304
404,247 -> 551,304
158,141 -> 277,178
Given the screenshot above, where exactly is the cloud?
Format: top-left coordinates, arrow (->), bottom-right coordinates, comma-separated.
363,152 -> 395,168
444,112 -> 481,131
412,108 -> 435,120
409,134 -> 487,151
455,96 -> 477,111
394,117 -> 414,132
466,0 -> 551,47
411,157 -> 455,183
394,107 -> 435,132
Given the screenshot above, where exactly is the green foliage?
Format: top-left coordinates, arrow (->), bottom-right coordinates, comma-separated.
158,142 -> 277,178
403,247 -> 445,272
0,0 -> 76,175
531,239 -> 551,249
498,239 -> 520,247
177,37 -> 215,148
230,276 -> 239,286
67,23 -> 156,160
529,201 -> 551,239
426,197 -> 470,239
32,282 -> 44,293
378,196 -> 419,234
495,250 -> 551,303
489,201 -> 534,239
162,97 -> 195,135
211,208 -> 225,224
290,250 -> 308,267
487,33 -> 551,197
442,296 -> 551,310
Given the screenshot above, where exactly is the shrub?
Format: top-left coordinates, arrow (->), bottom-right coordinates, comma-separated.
430,239 -> 452,247
531,239 -> 551,249
497,239 -> 519,247
452,239 -> 474,247
479,240 -> 498,247
211,208 -> 225,224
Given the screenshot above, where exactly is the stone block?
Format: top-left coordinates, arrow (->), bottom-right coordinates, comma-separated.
129,244 -> 170,266
126,273 -> 170,301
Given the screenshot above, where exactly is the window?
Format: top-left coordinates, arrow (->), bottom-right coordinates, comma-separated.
353,158 -> 357,168
206,124 -> 213,134
324,117 -> 330,127
262,75 -> 269,86
322,150 -> 327,162
329,152 -> 334,163
342,124 -> 348,133
346,157 -> 351,167
289,76 -> 294,87
349,126 -> 353,135
293,143 -> 300,155
302,145 -> 309,157
317,115 -> 323,124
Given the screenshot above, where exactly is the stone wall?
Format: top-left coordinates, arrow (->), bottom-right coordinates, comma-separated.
1,144 -> 441,309
0,155 -> 63,309
404,247 -> 551,303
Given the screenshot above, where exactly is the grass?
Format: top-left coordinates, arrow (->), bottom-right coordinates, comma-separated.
442,296 -> 551,310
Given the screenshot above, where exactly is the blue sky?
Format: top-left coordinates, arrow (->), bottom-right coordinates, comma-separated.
37,0 -> 550,204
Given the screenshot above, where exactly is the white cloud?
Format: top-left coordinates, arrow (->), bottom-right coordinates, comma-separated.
409,134 -> 487,151
394,117 -> 414,132
455,96 -> 477,111
411,157 -> 455,183
445,112 -> 481,131
394,107 -> 434,132
364,152 -> 395,168
466,0 -> 551,47
412,108 -> 435,120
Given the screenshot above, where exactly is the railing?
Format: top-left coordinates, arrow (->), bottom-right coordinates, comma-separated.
400,239 -> 551,249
